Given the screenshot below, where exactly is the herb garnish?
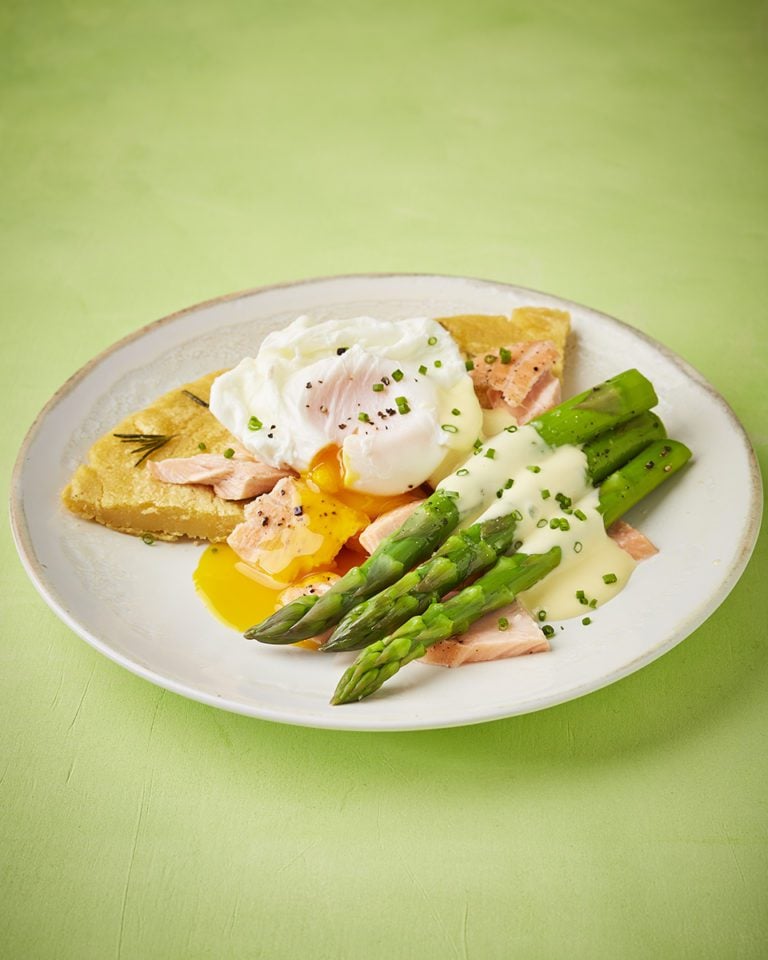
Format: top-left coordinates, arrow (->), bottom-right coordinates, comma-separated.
181,390 -> 209,408
114,433 -> 176,466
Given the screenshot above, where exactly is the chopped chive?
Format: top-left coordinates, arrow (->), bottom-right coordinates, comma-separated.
473,438 -> 483,452
582,617 -> 592,626
441,423 -> 459,433
574,508 -> 587,521
465,359 -> 475,371
248,416 -> 263,431
391,369 -> 404,382
602,572 -> 618,584
372,383 -> 385,392
484,354 -> 497,364
223,448 -> 235,459
504,425 -> 518,433
536,518 -> 548,528
418,364 -> 428,375
434,360 -> 442,368
559,518 -> 570,531
497,616 -> 509,631
496,489 -> 503,498
484,448 -> 496,459
358,412 -> 371,423
395,396 -> 410,414
527,465 -> 541,473
537,609 -> 547,621
427,335 -> 438,346
589,598 -> 598,609
574,541 -> 583,553
141,533 -> 156,546
549,518 -> 560,529
504,478 -> 514,489
542,624 -> 555,638
555,493 -> 572,509
198,442 -> 207,451
510,509 -> 523,522
541,488 -> 551,499
456,468 -> 470,477
499,346 -> 512,364
576,589 -> 589,605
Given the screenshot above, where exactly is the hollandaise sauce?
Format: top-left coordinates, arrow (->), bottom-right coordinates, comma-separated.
438,426 -> 636,620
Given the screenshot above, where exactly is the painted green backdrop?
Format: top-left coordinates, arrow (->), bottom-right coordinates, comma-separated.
2,1 -> 766,958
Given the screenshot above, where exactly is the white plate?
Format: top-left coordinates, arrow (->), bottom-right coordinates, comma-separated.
10,275 -> 763,730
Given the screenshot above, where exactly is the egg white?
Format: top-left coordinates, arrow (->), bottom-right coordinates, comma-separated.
209,315 -> 483,495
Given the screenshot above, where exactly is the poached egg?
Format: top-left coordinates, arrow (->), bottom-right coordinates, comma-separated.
209,314 -> 483,496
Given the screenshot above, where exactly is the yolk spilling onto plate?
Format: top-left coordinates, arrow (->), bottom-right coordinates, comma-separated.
194,445 -> 421,637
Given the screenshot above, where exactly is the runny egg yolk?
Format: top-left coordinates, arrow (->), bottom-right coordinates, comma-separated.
305,444 -> 421,518
194,543 -> 362,644
194,445 -> 423,639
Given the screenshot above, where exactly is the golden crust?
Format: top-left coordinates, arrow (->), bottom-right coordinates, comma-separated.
436,307 -> 571,380
61,372 -> 245,541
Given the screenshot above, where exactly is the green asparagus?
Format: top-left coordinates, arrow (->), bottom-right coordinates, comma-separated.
331,549 -> 563,705
322,513 -> 522,653
331,439 -> 691,704
322,411 -> 666,652
245,369 -> 659,645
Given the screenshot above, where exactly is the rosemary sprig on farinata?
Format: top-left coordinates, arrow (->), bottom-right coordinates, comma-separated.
181,389 -> 209,408
113,433 -> 177,466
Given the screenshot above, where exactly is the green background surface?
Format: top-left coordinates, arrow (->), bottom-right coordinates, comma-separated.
2,1 -> 767,957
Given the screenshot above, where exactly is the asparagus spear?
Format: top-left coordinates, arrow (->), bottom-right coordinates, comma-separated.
323,411 -> 666,652
323,513 -> 522,653
331,439 -> 691,704
331,548 -> 563,704
245,369 -> 658,644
